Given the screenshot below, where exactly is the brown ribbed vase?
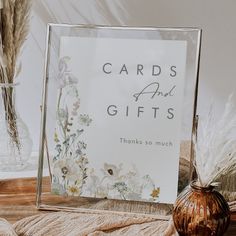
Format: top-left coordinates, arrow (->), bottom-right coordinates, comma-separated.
173,181 -> 230,236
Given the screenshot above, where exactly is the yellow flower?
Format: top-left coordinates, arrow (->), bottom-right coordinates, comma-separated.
66,185 -> 81,196
150,187 -> 160,199
54,132 -> 59,143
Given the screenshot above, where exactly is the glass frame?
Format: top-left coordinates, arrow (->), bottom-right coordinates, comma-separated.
36,23 -> 202,218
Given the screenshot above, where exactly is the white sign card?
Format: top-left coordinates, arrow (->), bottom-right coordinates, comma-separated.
51,36 -> 187,204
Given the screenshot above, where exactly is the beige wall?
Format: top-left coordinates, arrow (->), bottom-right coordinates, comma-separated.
124,0 -> 236,115
18,0 -> 236,151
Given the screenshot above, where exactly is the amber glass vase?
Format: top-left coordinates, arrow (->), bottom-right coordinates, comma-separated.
173,181 -> 230,236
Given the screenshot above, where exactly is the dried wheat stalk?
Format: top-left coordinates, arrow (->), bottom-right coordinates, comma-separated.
0,0 -> 32,151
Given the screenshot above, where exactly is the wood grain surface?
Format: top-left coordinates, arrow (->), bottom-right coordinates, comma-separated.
0,177 -> 235,235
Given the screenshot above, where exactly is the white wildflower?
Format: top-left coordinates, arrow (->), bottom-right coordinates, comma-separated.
56,57 -> 78,89
53,158 -> 81,181
101,163 -> 122,179
79,114 -> 92,126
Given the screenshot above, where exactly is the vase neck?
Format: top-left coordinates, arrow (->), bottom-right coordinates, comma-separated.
0,83 -> 18,120
0,83 -> 19,88
190,181 -> 215,192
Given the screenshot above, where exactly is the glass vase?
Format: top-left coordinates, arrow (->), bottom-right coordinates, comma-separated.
0,83 -> 32,171
172,181 -> 230,236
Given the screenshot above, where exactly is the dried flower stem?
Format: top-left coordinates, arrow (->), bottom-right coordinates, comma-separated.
0,0 -> 31,150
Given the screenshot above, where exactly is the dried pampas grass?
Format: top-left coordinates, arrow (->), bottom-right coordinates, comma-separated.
0,0 -> 31,83
0,0 -> 32,149
194,95 -> 236,187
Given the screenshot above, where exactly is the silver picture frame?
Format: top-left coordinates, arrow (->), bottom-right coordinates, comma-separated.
36,23 -> 202,218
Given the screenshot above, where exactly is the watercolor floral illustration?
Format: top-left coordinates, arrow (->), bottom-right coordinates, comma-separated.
51,56 -> 160,202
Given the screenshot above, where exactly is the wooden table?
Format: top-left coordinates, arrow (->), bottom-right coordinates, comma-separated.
0,177 -> 235,235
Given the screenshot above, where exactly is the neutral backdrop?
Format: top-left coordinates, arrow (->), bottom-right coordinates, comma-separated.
17,0 -> 236,152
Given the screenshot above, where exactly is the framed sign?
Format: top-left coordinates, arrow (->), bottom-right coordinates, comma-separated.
37,24 -> 201,217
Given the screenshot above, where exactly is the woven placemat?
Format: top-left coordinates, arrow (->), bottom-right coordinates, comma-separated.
0,212 -> 177,236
